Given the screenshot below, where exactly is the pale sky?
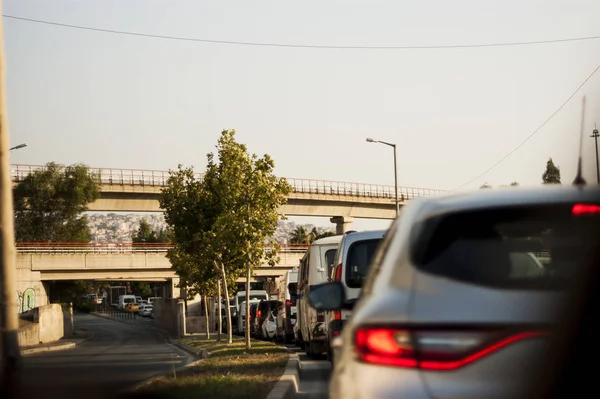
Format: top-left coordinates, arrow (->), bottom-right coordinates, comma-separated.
4,0 -> 600,231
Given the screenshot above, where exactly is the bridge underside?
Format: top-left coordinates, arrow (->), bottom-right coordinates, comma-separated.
87,186 -> 399,219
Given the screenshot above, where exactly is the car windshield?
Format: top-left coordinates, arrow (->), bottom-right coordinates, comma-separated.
414,204 -> 600,290
345,239 -> 384,288
124,298 -> 136,303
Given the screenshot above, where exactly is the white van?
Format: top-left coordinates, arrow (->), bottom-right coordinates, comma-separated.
233,290 -> 269,313
118,294 -> 137,310
297,235 -> 342,357
284,267 -> 299,343
237,299 -> 261,335
327,229 -> 386,362
147,297 -> 161,304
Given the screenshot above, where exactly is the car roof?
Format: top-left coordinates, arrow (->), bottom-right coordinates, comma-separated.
410,185 -> 600,221
311,235 -> 343,245
343,229 -> 387,240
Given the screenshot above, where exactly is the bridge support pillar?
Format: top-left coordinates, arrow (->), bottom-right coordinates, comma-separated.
330,216 -> 354,235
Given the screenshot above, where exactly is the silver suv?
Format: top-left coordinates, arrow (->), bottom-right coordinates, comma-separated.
309,185 -> 600,399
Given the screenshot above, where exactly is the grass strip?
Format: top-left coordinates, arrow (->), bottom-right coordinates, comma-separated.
135,336 -> 289,399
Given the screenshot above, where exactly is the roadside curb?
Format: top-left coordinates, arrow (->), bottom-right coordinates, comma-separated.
20,329 -> 95,355
21,342 -> 76,355
266,352 -> 301,399
128,342 -> 212,393
169,339 -> 210,359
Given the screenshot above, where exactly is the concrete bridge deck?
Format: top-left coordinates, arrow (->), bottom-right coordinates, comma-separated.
12,164 -> 447,220
16,243 -> 308,281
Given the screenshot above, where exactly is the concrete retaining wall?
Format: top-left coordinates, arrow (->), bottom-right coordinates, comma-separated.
16,258 -> 48,314
153,298 -> 186,337
18,304 -> 68,346
185,316 -> 217,334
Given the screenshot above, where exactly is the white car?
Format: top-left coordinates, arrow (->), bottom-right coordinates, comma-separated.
138,304 -> 153,317
308,185 -> 600,399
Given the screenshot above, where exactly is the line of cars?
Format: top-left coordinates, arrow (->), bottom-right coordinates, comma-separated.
117,294 -> 160,317
226,287 -> 297,343
303,184 -> 600,398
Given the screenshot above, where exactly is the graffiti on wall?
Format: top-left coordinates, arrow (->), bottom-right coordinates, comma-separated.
17,288 -> 36,313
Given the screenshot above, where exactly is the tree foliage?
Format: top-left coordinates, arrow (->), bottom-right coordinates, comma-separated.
132,219 -> 172,242
130,282 -> 154,297
13,162 -> 99,242
480,183 -> 492,189
289,226 -> 310,244
289,226 -> 335,244
160,130 -> 292,347
542,158 -> 561,184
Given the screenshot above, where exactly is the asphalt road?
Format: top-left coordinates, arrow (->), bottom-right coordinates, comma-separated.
292,347 -> 331,399
19,313 -> 190,399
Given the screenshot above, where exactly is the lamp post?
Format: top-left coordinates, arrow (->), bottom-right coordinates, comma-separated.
8,143 -> 26,151
366,138 -> 399,216
591,123 -> 599,184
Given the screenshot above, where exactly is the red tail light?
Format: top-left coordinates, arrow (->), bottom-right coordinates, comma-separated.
572,203 -> 600,215
334,264 -> 342,281
286,300 -> 292,307
257,310 -> 262,318
355,328 -> 548,371
333,330 -> 341,336
333,310 -> 341,320
317,310 -> 325,323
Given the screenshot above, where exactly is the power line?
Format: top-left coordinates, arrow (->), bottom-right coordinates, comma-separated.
454,63 -> 600,190
4,14 -> 600,50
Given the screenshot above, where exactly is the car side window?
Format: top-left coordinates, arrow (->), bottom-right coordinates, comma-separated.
362,224 -> 397,297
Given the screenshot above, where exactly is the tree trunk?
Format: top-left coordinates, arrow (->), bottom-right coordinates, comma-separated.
216,261 -> 233,345
217,279 -> 222,343
203,294 -> 210,339
245,262 -> 251,351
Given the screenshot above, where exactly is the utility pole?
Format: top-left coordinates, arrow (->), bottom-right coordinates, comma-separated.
591,123 -> 599,184
0,0 -> 22,396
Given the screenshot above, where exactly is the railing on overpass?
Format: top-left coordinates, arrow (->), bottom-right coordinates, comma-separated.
11,164 -> 447,201
15,242 -> 310,254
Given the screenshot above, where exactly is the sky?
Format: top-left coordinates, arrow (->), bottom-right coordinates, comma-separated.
4,0 -> 600,231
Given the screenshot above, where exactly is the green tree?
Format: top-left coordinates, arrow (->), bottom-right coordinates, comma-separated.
157,227 -> 173,242
132,219 -> 159,242
13,162 -> 99,242
160,130 -> 292,349
130,282 -> 153,297
289,226 -> 310,244
480,183 -> 492,189
542,158 -> 561,184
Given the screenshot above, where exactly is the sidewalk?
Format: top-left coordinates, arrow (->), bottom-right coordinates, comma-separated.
20,328 -> 94,355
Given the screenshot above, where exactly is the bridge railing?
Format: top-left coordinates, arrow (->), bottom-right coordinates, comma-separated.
15,242 -> 310,254
11,164 -> 446,201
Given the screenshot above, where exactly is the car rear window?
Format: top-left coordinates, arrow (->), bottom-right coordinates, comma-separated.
413,204 -> 600,290
345,239 -> 384,288
325,249 -> 337,277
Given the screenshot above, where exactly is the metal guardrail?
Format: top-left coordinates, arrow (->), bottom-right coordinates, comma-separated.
15,242 -> 310,254
11,163 -> 447,201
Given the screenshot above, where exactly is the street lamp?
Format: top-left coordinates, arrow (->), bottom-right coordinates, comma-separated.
9,143 -> 26,151
366,137 -> 399,216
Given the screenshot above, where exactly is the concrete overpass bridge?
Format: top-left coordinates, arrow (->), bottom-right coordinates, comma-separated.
15,242 -> 308,311
12,164 -> 446,232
